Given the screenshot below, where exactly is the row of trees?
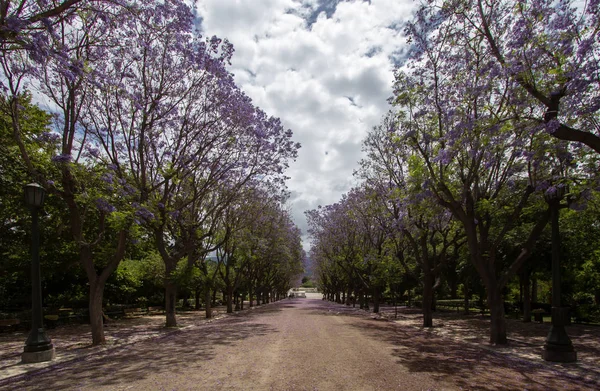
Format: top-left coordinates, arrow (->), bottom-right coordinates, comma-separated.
307,0 -> 600,345
0,0 -> 303,345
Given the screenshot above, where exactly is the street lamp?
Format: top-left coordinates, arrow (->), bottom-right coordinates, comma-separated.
22,183 -> 55,363
542,184 -> 576,362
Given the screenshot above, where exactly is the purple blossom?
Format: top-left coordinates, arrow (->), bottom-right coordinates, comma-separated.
545,119 -> 561,134
122,184 -> 136,196
545,185 -> 558,198
135,207 -> 155,221
36,132 -> 60,144
1,17 -> 25,34
51,154 -> 72,163
87,147 -> 100,158
434,148 -> 452,165
101,173 -> 114,183
95,198 -> 116,214
536,181 -> 550,192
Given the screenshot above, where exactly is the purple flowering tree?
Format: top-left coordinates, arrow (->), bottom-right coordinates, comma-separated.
457,0 -> 600,153
0,1 -> 125,51
358,120 -> 464,327
389,3 -> 583,343
0,2 -> 137,345
306,203 -> 355,304
83,0 -> 299,327
415,0 -> 600,153
215,183 -> 292,313
249,203 -> 304,304
213,183 -> 304,309
344,186 -> 397,313
307,188 -> 391,310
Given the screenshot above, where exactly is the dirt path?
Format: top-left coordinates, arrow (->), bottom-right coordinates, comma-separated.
1,298 -> 598,390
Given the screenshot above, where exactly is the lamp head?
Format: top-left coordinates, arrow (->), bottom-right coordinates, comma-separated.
24,183 -> 46,208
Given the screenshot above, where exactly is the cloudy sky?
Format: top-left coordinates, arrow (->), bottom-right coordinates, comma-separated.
195,0 -> 417,251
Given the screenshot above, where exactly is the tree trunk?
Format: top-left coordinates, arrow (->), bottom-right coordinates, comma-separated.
422,275 -> 434,327
450,278 -> 458,299
226,286 -> 233,313
519,275 -> 523,303
79,231 -> 128,346
487,287 -> 507,344
164,261 -> 178,327
211,289 -> 217,307
164,279 -> 177,327
249,287 -> 254,307
195,287 -> 201,310
89,280 -> 106,345
335,292 -> 341,303
531,277 -> 538,303
204,285 -> 212,319
523,272 -> 531,322
373,286 -> 380,313
463,280 -> 470,315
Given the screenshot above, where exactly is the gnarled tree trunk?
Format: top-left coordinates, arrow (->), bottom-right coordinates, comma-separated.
487,285 -> 507,345
422,273 -> 434,327
226,286 -> 233,313
89,280 -> 106,345
164,261 -> 178,327
373,286 -> 380,313
204,285 -> 212,319
522,272 -> 531,322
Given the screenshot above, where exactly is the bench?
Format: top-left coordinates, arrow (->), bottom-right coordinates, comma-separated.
0,318 -> 20,332
44,314 -> 60,329
436,302 -> 463,313
123,308 -> 145,317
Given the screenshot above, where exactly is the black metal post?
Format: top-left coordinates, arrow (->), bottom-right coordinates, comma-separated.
22,206 -> 54,363
542,197 -> 576,362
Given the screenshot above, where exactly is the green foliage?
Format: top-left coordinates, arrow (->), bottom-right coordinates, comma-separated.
105,260 -> 143,305
104,253 -> 168,306
301,277 -> 315,288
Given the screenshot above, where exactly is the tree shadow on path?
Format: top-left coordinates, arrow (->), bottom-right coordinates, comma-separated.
347,318 -> 599,391
1,316 -> 277,391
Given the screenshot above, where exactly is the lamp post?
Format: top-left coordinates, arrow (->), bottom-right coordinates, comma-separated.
542,184 -> 576,362
22,183 -> 55,363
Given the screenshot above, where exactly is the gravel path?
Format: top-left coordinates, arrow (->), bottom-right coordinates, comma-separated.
1,298 -> 598,390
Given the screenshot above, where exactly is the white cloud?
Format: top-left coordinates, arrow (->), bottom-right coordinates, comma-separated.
196,0 -> 416,251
